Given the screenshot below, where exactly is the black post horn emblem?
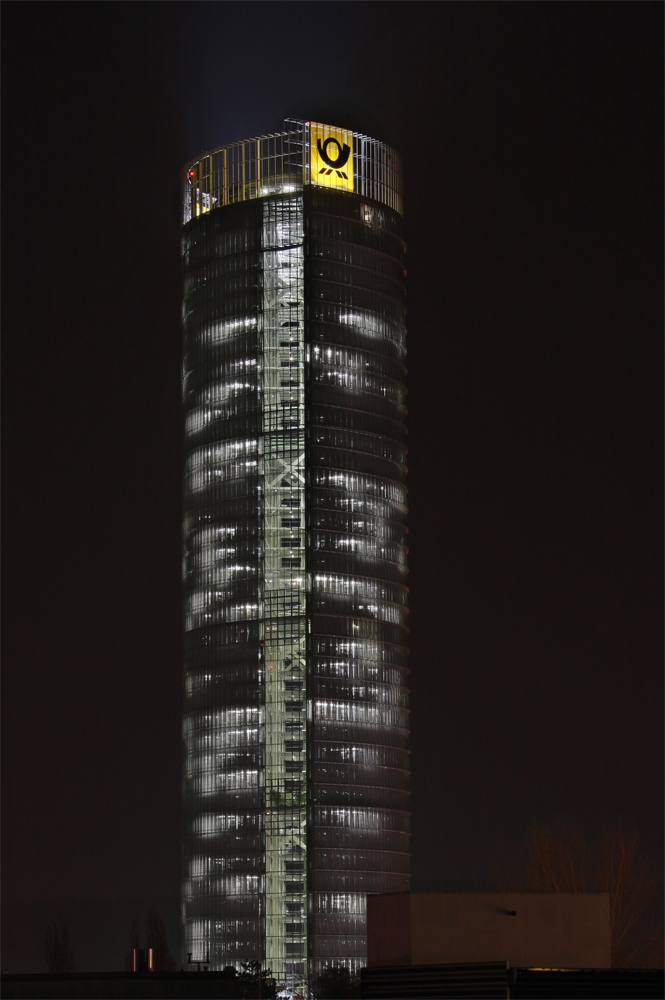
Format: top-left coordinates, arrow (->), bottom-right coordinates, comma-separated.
317,136 -> 351,179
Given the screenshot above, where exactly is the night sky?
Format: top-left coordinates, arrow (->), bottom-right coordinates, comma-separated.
2,2 -> 662,973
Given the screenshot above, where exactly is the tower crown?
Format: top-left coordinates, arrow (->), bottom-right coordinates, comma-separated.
182,120 -> 403,223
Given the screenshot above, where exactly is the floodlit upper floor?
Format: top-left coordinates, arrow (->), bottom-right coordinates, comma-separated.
182,119 -> 403,223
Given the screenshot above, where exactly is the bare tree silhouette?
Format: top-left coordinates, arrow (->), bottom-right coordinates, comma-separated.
123,910 -> 177,971
145,909 -> 177,971
493,818 -> 663,967
238,960 -> 276,998
44,919 -> 75,973
123,917 -> 141,971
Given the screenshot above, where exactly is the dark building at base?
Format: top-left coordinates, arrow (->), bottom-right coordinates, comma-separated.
180,121 -> 410,984
360,964 -> 665,1000
3,967 -> 663,1000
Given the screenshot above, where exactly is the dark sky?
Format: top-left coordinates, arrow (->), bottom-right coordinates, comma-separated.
2,2 -> 662,973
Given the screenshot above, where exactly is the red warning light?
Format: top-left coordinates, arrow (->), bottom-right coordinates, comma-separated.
188,169 -> 196,178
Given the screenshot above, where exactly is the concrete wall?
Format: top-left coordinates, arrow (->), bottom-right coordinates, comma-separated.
367,892 -> 611,970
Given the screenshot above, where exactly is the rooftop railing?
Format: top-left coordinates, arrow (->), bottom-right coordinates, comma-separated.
182,120 -> 403,223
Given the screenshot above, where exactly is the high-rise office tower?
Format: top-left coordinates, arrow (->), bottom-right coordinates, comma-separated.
181,120 -> 409,985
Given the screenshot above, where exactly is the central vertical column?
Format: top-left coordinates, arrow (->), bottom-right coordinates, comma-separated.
260,196 -> 307,986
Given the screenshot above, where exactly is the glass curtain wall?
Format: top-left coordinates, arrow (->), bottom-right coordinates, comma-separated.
305,188 -> 411,979
181,200 -> 265,970
181,194 -> 311,980
181,128 -> 410,986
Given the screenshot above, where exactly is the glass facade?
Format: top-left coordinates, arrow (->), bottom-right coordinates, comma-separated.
181,121 -> 409,988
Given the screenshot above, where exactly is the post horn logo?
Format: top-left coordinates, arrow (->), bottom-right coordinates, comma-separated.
317,137 -> 351,179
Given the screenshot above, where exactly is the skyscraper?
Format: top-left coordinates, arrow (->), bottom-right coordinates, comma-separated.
181,120 -> 409,985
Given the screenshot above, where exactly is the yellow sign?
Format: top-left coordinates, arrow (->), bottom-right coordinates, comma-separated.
310,123 -> 354,192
